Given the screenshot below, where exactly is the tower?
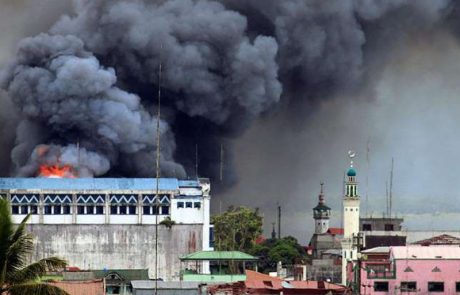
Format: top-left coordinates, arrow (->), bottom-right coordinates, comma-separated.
313,182 -> 331,234
341,151 -> 361,285
343,164 -> 360,238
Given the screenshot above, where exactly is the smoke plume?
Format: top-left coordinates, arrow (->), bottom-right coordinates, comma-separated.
0,0 -> 457,189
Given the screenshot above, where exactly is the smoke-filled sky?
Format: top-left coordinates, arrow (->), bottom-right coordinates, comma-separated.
2,0 -> 460,242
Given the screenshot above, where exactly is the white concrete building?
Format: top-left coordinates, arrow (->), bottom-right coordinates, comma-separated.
0,177 -> 213,280
341,163 -> 360,285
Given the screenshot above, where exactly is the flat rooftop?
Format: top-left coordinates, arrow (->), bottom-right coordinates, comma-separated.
0,178 -> 202,191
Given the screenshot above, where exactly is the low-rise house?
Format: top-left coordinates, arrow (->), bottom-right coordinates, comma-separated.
355,246 -> 460,294
179,250 -> 258,283
208,270 -> 350,294
93,269 -> 149,295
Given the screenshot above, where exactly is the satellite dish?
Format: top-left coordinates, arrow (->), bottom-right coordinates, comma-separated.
348,150 -> 356,158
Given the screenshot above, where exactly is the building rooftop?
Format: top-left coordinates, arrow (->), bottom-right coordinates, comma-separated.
412,234 -> 460,246
180,251 -> 258,261
93,269 -> 149,281
131,281 -> 202,290
46,280 -> 104,295
362,246 -> 390,254
0,178 -> 199,191
391,246 -> 460,260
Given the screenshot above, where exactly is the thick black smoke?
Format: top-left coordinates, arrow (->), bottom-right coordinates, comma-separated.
0,0 -> 455,185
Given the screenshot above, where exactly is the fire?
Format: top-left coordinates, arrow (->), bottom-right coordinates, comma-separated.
38,164 -> 77,178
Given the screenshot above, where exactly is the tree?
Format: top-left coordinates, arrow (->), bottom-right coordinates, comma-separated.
251,236 -> 307,273
211,206 -> 263,253
0,199 -> 68,295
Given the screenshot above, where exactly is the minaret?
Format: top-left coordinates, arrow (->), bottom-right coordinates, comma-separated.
343,158 -> 360,238
313,182 -> 331,234
341,151 -> 361,285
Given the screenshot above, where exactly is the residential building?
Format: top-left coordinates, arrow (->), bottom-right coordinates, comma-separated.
179,250 -> 258,283
207,270 -> 350,294
357,246 -> 460,294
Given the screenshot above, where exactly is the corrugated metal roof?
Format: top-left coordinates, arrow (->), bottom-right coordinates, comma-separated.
391,246 -> 460,259
178,180 -> 200,187
0,178 -> 180,191
362,246 -> 390,253
131,280 -> 202,289
92,269 -> 149,281
47,280 -> 104,295
180,251 -> 258,261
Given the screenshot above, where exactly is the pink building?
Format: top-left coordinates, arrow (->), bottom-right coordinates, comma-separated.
356,246 -> 460,294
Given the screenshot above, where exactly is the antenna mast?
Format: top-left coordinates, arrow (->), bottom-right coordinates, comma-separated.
366,139 -> 370,217
195,144 -> 199,179
154,60 -> 162,295
389,157 -> 394,219
220,143 -> 224,182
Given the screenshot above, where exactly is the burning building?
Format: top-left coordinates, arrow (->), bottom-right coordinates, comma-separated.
0,176 -> 213,281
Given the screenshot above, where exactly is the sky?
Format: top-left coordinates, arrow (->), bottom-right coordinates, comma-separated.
219,31 -> 460,242
2,0 -> 460,243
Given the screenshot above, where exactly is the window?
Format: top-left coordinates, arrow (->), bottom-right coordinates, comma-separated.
161,206 -> 169,215
456,282 -> 460,292
86,206 -> 94,214
53,205 -> 61,214
143,206 -> 151,215
401,282 -> 416,292
21,206 -> 29,214
96,206 -> 104,215
128,206 -> 136,215
428,282 -> 444,292
194,202 -> 201,209
30,205 -> 38,215
177,202 -> 184,208
119,206 -> 127,215
63,205 -> 71,215
384,224 -> 394,231
374,282 -> 389,292
12,205 -> 19,214
363,224 -> 372,231
186,202 -> 193,208
110,206 -> 117,215
44,205 -> 52,215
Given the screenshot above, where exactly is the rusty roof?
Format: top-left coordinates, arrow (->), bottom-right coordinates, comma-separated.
47,280 -> 104,295
413,234 -> 460,246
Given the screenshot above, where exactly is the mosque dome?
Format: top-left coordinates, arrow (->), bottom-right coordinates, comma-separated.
347,168 -> 356,177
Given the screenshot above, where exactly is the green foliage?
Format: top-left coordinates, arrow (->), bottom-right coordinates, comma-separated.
0,199 -> 69,295
211,206 -> 263,253
251,236 -> 307,273
159,217 -> 176,229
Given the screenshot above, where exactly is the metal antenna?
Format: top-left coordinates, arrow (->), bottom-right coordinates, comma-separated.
385,179 -> 389,218
389,157 -> 394,219
195,143 -> 199,179
76,139 -> 81,177
277,204 -> 281,239
220,143 -> 224,182
366,138 -> 370,217
154,59 -> 162,295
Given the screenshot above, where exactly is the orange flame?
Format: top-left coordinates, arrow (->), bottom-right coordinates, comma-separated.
38,164 -> 77,178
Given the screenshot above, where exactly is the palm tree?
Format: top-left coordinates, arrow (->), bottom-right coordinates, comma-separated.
0,199 -> 68,295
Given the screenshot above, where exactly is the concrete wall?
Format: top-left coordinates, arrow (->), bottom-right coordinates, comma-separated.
28,224 -> 202,281
360,259 -> 460,294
